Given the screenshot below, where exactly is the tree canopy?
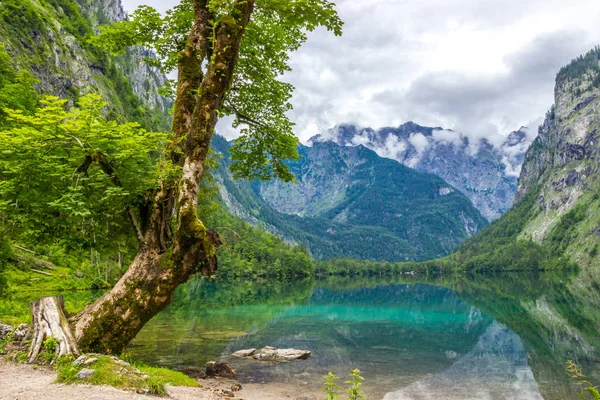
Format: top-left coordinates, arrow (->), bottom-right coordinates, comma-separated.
91,0 -> 343,182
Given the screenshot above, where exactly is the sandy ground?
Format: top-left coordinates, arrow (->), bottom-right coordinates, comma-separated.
0,361 -> 226,400
0,361 -> 321,400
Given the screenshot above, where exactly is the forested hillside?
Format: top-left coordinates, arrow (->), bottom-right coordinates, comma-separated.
450,46 -> 600,271
213,135 -> 488,262
0,0 -> 317,293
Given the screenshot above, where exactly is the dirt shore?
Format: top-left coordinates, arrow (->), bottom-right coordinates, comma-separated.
0,361 -> 320,400
0,360 -> 226,400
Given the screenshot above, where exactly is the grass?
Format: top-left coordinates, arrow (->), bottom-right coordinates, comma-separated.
55,355 -> 198,394
0,264 -> 105,325
136,364 -> 199,387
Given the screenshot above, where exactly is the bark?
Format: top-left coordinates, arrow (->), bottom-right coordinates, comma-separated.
65,0 -> 255,355
28,296 -> 79,363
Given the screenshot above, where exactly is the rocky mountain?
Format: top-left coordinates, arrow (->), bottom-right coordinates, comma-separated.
311,122 -> 532,221
453,45 -> 600,271
0,0 -> 170,130
512,46 -> 600,268
213,135 -> 488,262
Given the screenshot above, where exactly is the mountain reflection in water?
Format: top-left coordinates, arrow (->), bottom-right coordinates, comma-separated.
127,271 -> 599,399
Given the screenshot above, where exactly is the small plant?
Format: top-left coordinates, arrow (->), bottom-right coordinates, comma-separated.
0,331 -> 14,353
322,372 -> 340,400
322,369 -> 366,400
566,360 -> 600,399
42,337 -> 58,363
146,375 -> 168,397
345,369 -> 365,400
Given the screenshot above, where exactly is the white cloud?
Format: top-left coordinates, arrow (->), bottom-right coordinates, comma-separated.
120,0 -> 600,145
431,129 -> 463,147
406,133 -> 430,167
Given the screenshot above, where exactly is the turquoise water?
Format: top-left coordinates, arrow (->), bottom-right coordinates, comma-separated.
128,272 -> 600,399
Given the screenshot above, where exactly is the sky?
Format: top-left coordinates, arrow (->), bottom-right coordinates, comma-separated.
120,0 -> 600,147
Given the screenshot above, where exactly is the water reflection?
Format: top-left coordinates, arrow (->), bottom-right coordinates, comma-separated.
128,271 -> 600,399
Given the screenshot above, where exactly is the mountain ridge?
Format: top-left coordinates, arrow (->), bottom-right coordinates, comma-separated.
310,121 -> 532,220
213,135 -> 488,262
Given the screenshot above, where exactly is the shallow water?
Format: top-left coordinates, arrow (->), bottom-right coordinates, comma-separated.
127,272 -> 600,399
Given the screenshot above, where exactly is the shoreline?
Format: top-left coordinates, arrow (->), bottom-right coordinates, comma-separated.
0,359 -> 323,400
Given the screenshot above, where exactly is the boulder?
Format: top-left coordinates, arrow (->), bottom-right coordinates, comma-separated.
232,348 -> 256,358
233,346 -> 311,363
0,323 -> 14,340
205,361 -> 236,378
231,383 -> 242,392
82,357 -> 98,366
75,368 -> 95,379
13,323 -> 31,342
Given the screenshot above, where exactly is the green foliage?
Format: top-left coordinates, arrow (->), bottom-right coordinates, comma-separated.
0,231 -> 11,296
146,375 -> 168,396
315,258 -> 442,277
136,364 -> 198,388
202,206 -> 315,278
345,369 -> 365,400
56,354 -> 196,392
0,0 -> 48,46
321,369 -> 365,400
566,360 -> 600,399
91,0 -> 343,182
0,94 -> 167,256
557,46 -> 600,89
0,43 -> 39,126
452,188 -> 577,271
545,204 -> 587,256
43,337 -> 58,363
322,372 -> 340,400
0,331 -> 14,354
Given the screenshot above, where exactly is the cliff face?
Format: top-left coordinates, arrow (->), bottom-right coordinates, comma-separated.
0,0 -> 170,129
515,46 -> 600,267
311,123 -> 530,221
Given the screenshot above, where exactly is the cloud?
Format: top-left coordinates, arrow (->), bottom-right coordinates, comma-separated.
120,0 -> 600,145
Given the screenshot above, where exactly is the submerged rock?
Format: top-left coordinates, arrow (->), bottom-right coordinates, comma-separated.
233,346 -> 311,363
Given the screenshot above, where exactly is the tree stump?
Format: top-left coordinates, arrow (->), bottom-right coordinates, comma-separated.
28,296 -> 79,363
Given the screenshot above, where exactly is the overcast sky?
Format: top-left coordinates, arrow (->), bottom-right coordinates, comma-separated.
121,0 -> 600,146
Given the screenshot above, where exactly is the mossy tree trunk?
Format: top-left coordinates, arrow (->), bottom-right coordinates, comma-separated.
33,0 -> 255,355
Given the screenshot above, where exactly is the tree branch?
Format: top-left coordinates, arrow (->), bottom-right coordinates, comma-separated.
75,152 -> 145,244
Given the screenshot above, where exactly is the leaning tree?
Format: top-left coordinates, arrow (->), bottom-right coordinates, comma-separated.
23,0 -> 342,359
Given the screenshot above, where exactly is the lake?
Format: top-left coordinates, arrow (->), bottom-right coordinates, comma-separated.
125,271 -> 600,399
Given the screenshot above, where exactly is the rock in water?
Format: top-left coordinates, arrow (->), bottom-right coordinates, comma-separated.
205,361 -> 236,378
232,348 -> 256,358
233,346 -> 311,363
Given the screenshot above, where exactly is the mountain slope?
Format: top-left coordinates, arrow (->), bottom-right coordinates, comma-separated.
311,122 -> 531,221
455,46 -> 600,271
213,135 -> 488,262
0,0 -> 170,130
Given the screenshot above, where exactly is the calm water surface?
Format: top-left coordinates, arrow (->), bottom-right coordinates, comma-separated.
127,272 -> 600,399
